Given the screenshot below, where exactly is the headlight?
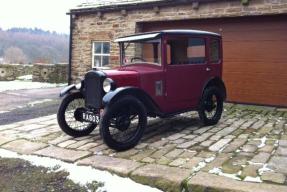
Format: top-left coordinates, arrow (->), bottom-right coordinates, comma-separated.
103,78 -> 115,93
75,82 -> 82,90
75,78 -> 83,90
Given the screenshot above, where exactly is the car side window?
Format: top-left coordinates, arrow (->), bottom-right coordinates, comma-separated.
210,38 -> 220,64
167,37 -> 206,65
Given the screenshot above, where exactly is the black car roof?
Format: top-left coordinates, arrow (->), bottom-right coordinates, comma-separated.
115,29 -> 221,42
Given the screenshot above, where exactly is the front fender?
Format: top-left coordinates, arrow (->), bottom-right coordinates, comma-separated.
102,87 -> 132,106
60,84 -> 76,97
102,87 -> 160,114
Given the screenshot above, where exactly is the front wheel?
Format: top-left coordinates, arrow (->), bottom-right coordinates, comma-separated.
57,92 -> 97,137
100,96 -> 147,151
198,86 -> 223,126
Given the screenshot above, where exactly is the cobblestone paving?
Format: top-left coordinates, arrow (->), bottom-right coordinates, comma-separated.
0,104 -> 287,192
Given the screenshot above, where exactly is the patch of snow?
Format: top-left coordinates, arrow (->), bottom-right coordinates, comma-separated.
220,172 -> 241,181
27,99 -> 53,107
204,156 -> 215,163
257,136 -> 267,148
0,110 -> 10,114
17,75 -> 32,81
6,92 -> 28,96
0,149 -> 162,192
244,176 -> 262,183
209,167 -> 221,174
247,161 -> 264,166
274,140 -> 279,147
258,164 -> 273,175
0,80 -> 66,92
192,161 -> 206,172
208,167 -> 241,181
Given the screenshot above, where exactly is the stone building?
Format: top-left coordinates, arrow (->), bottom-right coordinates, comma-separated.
69,0 -> 287,107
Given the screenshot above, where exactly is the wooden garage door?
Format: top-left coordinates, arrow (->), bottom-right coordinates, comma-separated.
141,15 -> 287,107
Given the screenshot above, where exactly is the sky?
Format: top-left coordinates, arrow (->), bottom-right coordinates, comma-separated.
0,0 -> 88,34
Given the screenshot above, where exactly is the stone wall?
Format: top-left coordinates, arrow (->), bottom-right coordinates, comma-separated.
0,64 -> 68,83
71,0 -> 287,81
0,64 -> 33,81
32,63 -> 68,83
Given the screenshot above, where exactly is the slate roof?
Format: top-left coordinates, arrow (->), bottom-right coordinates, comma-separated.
76,0 -> 164,9
72,0 -> 228,13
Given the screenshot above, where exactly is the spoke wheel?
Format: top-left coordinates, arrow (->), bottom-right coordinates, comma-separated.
198,87 -> 223,126
57,92 -> 97,137
100,96 -> 147,151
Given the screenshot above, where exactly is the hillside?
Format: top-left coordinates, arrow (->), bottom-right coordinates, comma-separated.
0,28 -> 69,64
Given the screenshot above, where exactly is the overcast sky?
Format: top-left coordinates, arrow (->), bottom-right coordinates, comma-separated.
0,0 -> 87,34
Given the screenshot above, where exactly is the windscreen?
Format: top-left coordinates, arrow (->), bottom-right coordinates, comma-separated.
121,39 -> 161,66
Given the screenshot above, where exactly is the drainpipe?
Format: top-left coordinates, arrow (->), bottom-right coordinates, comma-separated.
68,14 -> 73,85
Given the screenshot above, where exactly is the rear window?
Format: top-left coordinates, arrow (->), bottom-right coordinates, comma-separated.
210,38 -> 220,63
167,37 -> 206,65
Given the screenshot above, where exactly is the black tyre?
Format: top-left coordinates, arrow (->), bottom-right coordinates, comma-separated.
57,92 -> 96,137
198,86 -> 223,126
100,96 -> 147,151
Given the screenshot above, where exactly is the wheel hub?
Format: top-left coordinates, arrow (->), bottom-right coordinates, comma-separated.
116,116 -> 131,131
205,95 -> 217,112
74,108 -> 85,122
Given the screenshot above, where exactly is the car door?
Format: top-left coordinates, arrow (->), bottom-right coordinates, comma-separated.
164,35 -> 210,112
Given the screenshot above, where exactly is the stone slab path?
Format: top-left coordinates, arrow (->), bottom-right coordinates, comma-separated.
0,104 -> 286,192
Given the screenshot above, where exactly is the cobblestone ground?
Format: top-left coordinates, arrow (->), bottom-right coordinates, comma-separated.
0,104 -> 286,192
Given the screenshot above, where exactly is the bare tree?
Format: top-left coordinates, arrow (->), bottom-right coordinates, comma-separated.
4,46 -> 28,64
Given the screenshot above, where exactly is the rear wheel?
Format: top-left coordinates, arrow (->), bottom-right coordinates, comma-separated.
198,86 -> 223,126
100,96 -> 147,151
57,92 -> 97,137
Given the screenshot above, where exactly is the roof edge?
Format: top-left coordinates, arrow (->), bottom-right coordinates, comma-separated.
69,0 -> 235,15
114,29 -> 221,42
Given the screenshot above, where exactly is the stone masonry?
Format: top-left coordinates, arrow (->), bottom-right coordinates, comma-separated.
0,63 -> 68,83
32,63 -> 68,83
0,104 -> 287,191
0,64 -> 33,81
70,0 -> 287,81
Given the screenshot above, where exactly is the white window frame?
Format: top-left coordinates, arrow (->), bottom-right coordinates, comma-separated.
92,41 -> 110,68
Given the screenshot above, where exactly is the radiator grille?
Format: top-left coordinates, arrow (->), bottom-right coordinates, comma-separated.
84,70 -> 106,109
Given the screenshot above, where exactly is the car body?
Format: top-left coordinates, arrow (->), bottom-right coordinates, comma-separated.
57,30 -> 226,151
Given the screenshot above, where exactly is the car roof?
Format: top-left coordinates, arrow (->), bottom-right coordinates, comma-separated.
115,29 -> 221,42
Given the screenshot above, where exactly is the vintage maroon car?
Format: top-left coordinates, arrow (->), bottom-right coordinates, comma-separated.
57,30 -> 226,151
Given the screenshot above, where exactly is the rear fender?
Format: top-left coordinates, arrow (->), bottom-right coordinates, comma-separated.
202,77 -> 227,100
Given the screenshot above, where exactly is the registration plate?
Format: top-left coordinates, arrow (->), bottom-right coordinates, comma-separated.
82,112 -> 100,124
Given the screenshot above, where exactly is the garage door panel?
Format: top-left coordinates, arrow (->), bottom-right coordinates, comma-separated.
224,73 -> 287,84
224,42 -> 287,61
222,30 -> 287,41
223,62 -> 287,74
228,92 -> 287,106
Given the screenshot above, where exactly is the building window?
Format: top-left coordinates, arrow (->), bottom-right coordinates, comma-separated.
92,42 -> 110,67
210,38 -> 220,63
167,38 -> 206,65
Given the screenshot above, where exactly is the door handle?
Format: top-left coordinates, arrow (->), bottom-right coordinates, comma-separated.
206,67 -> 211,72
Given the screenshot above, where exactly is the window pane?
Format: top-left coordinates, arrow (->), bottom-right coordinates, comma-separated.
187,38 -> 206,64
167,39 -> 188,65
103,42 -> 110,54
94,42 -> 102,54
102,56 -> 109,66
210,39 -> 220,63
94,56 -> 101,67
